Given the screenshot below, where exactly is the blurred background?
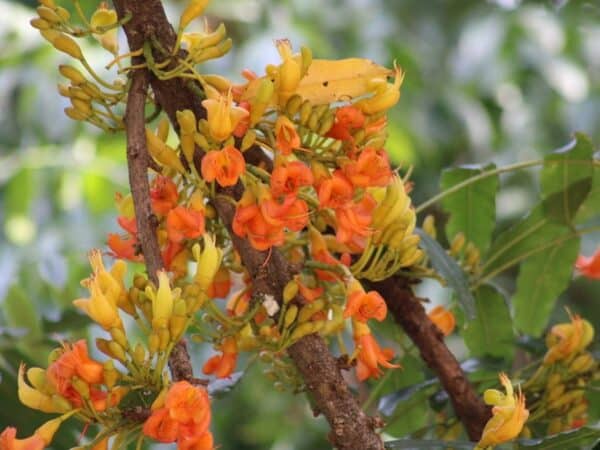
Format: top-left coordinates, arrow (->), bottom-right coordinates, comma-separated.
0,0 -> 599,448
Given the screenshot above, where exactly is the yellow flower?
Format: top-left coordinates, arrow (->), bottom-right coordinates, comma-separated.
73,278 -> 122,330
193,234 -> 223,293
544,313 -> 594,365
201,89 -> 248,141
476,373 -> 529,449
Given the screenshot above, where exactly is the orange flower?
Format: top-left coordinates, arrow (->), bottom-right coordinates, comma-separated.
143,407 -> 179,443
353,322 -> 399,381
575,247 -> 600,280
342,148 -> 391,188
107,233 -> 141,261
326,105 -> 365,142
0,427 -> 45,450
296,276 -> 324,303
344,280 -> 387,322
261,195 -> 309,232
318,171 -> 354,209
117,215 -> 138,235
270,161 -> 314,199
544,313 -> 594,365
207,267 -> 232,299
166,206 -> 205,243
201,146 -> 246,187
202,338 -> 238,379
232,191 -> 285,251
151,176 -> 179,216
275,116 -> 300,155
162,242 -> 189,280
334,193 -> 376,245
428,305 -> 456,337
143,381 -> 212,446
46,340 -> 104,409
178,433 -> 214,450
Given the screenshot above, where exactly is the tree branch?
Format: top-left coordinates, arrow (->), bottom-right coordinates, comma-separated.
113,1 -> 384,447
370,276 -> 491,441
124,69 -> 162,283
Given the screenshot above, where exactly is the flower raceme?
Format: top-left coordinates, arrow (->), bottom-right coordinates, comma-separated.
476,373 -> 529,449
143,381 -> 213,449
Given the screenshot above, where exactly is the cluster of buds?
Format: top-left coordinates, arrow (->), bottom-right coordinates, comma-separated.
31,1 -> 127,131
522,313 -> 597,435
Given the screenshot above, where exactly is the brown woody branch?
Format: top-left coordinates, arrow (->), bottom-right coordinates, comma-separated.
121,6 -> 195,383
113,1 -> 384,448
370,276 -> 491,441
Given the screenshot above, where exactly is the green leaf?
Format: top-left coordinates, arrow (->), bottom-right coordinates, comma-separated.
463,285 -> 514,359
576,157 -> 600,223
481,205 -> 569,280
541,133 -> 593,224
416,229 -> 476,319
3,285 -> 43,341
512,235 -> 580,336
440,163 -> 498,254
516,424 -> 600,449
381,355 -> 430,437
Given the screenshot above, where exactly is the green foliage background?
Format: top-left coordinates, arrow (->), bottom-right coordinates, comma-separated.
0,0 -> 599,448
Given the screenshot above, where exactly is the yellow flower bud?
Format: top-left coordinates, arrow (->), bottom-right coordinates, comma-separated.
179,0 -> 210,30
283,280 -> 299,303
151,271 -> 175,330
103,360 -> 119,389
36,6 -> 61,23
192,235 -> 223,292
30,18 -> 51,30
52,33 -> 83,60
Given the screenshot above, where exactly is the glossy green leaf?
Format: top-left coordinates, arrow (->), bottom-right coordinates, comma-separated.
516,424 -> 600,449
440,163 -> 498,254
541,133 -> 593,224
463,285 -> 514,359
385,439 -> 474,449
481,205 -> 569,280
416,229 -> 476,319
512,235 -> 580,336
